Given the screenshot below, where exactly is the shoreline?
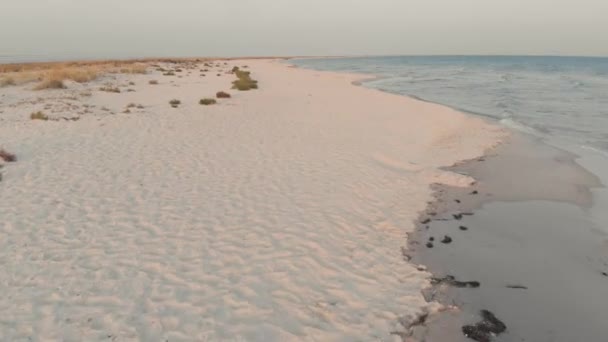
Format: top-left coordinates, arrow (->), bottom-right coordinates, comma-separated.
405,133 -> 606,341
300,58 -> 608,341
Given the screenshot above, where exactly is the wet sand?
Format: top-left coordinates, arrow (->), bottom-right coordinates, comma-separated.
407,134 -> 608,341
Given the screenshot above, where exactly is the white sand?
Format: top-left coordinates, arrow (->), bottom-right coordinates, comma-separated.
0,60 -> 506,341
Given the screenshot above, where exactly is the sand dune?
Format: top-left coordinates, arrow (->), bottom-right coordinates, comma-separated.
0,59 -> 506,341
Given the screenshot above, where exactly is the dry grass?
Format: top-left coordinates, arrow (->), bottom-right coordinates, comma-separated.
118,64 -> 147,74
0,149 -> 17,162
169,99 -> 181,108
30,111 -> 49,120
216,91 -> 231,98
0,77 -> 16,87
34,79 -> 66,90
99,86 -> 121,93
199,98 -> 217,105
149,80 -> 159,85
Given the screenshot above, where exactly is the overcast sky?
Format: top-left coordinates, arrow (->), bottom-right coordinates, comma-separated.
1,0 -> 607,60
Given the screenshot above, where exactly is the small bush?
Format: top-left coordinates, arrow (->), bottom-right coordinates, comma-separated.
123,109 -> 131,114
30,111 -> 49,120
34,79 -> 66,90
169,99 -> 181,108
128,81 -> 135,86
231,66 -> 240,73
232,69 -> 258,91
0,149 -> 16,162
232,78 -> 258,91
216,91 -> 231,98
136,104 -> 144,109
199,98 -> 217,105
99,86 -> 121,93
127,103 -> 137,108
163,71 -> 175,76
149,80 -> 159,85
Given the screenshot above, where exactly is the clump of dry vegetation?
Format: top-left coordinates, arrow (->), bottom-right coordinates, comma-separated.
163,71 -> 175,76
0,77 -> 16,87
216,91 -> 231,98
231,68 -> 258,91
0,149 -> 17,162
149,80 -> 159,85
118,64 -> 147,74
34,79 -> 66,90
30,111 -> 49,120
99,86 -> 121,93
199,98 -> 217,105
169,99 -> 181,108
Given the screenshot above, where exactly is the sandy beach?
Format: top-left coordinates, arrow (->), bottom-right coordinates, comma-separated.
0,59 -> 506,341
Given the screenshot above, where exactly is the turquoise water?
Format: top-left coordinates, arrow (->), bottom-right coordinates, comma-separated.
292,56 -> 608,157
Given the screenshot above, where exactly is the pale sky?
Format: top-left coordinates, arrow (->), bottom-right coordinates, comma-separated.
1,0 -> 607,60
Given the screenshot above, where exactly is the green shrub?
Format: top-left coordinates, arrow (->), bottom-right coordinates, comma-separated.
216,91 -> 231,98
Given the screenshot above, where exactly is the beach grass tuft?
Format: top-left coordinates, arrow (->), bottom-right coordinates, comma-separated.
99,86 -> 121,93
199,98 -> 217,105
0,77 -> 16,87
30,111 -> 49,121
169,99 -> 181,108
34,79 -> 66,90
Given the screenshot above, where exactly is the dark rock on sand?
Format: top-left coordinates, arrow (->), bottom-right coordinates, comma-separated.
455,199 -> 462,203
462,310 -> 507,342
429,237 -> 435,242
426,242 -> 434,248
453,213 -> 463,220
506,284 -> 528,289
431,275 -> 480,288
602,272 -> 607,277
421,218 -> 431,224
441,235 -> 453,244
470,190 -> 479,195
459,225 -> 469,231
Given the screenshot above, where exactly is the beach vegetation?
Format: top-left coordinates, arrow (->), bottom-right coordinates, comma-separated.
0,77 -> 16,87
0,149 -> 17,162
149,80 -> 159,85
99,86 -> 121,93
30,111 -> 49,120
216,91 -> 231,98
199,98 -> 217,105
34,79 -> 66,90
169,99 -> 181,108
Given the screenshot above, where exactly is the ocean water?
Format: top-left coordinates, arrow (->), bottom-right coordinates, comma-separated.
292,56 -> 608,158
